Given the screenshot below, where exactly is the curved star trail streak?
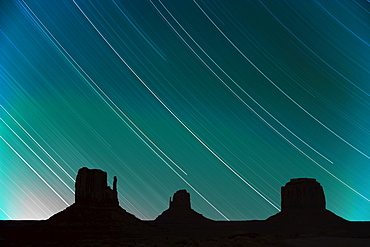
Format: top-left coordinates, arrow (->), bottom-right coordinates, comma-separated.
1,137 -> 69,206
0,208 -> 12,220
1,0 -> 369,221
193,0 -> 370,160
314,0 -> 370,47
150,0 -> 370,203
20,0 -> 188,177
151,0 -> 333,164
18,0 -> 231,219
73,0 -> 280,211
257,0 -> 370,97
1,118 -> 74,193
1,105 -> 75,182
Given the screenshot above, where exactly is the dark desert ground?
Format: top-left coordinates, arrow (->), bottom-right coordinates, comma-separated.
1,167 -> 370,247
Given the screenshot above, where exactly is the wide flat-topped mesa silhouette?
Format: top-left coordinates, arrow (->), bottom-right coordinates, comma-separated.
281,178 -> 326,210
155,189 -> 212,225
75,167 -> 118,205
267,178 -> 346,228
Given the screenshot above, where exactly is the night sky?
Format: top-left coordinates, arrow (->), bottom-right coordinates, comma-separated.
1,0 -> 369,221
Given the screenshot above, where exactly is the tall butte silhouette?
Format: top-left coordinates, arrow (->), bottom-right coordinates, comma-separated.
10,167 -> 157,246
46,167 -> 151,233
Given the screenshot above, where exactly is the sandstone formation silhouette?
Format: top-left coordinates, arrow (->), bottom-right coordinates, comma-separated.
75,167 -> 119,205
1,167 -> 155,246
267,178 -> 346,229
2,170 -> 370,247
47,167 -> 149,232
281,178 -> 325,210
155,189 -> 212,225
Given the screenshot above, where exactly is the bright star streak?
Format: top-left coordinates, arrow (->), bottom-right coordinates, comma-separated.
1,137 -> 69,206
1,118 -> 74,194
193,0 -> 370,160
314,0 -> 369,47
149,0 -> 370,203
1,105 -> 75,182
0,208 -> 13,220
2,0 -> 368,221
153,0 -> 369,204
111,0 -> 167,61
149,0 -> 369,201
19,0 -> 230,220
152,0 -> 333,165
19,0 -> 188,176
74,0 -> 280,211
257,0 -> 369,96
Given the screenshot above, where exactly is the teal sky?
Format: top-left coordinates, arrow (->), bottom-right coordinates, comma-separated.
1,0 -> 370,221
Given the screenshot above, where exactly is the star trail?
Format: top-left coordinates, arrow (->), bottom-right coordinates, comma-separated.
1,0 -> 369,221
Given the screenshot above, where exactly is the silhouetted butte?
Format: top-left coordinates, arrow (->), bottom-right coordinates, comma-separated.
267,178 -> 346,230
155,189 -> 212,225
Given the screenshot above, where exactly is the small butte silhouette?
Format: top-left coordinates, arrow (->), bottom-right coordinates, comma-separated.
1,167 -> 369,246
